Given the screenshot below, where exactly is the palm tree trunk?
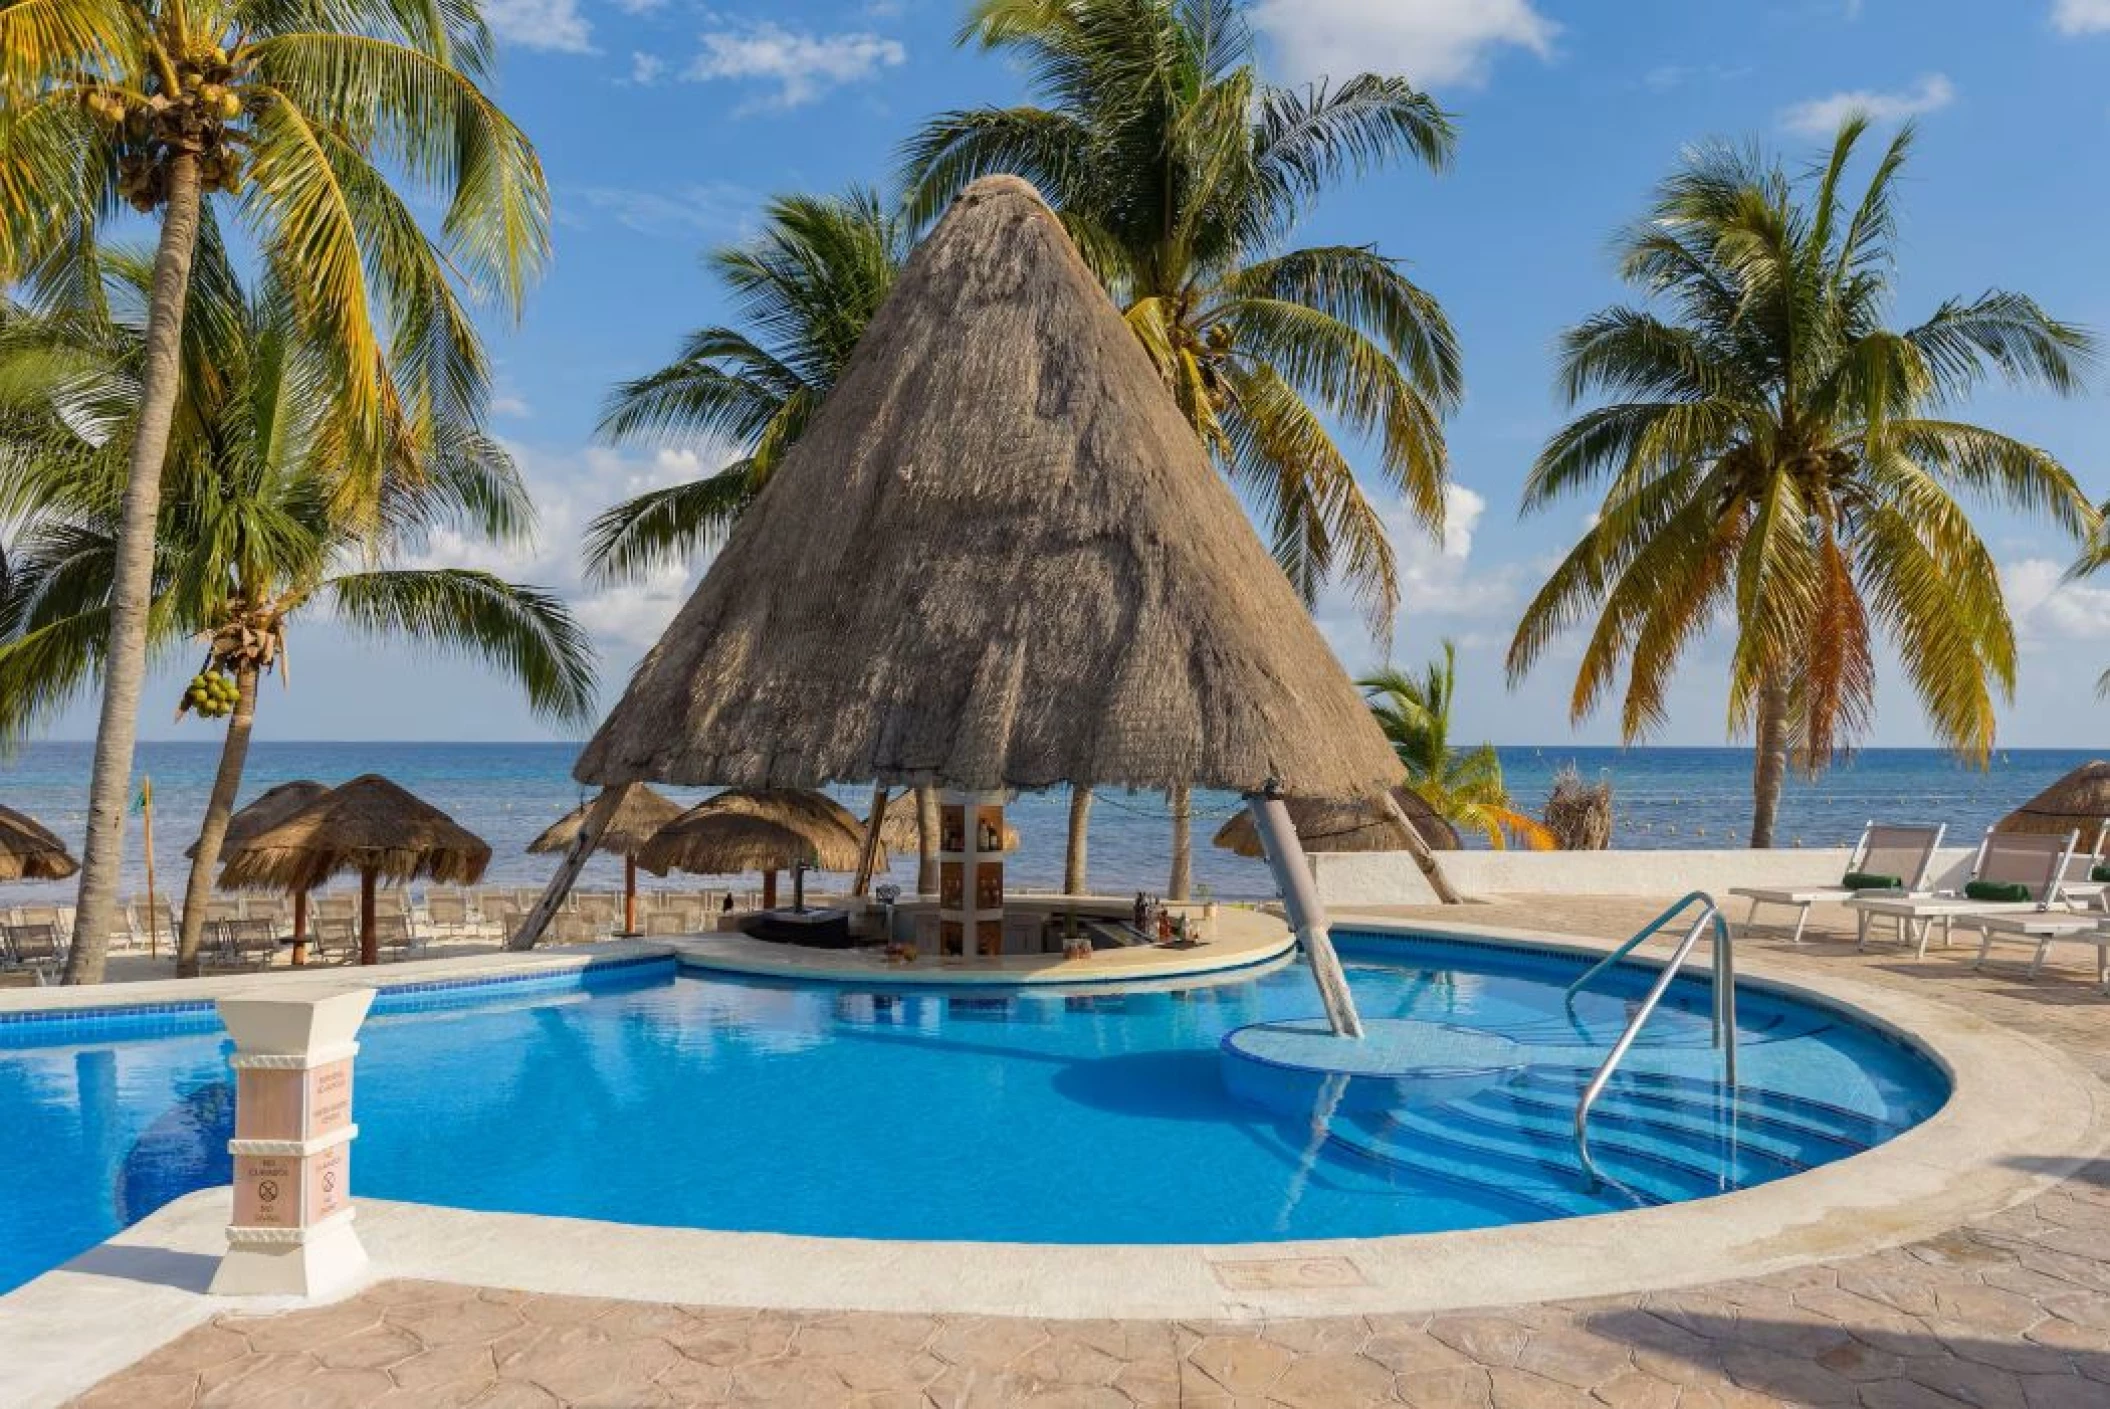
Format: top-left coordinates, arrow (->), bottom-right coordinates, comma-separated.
1750,679 -> 1791,849
1064,786 -> 1092,894
916,784 -> 939,894
63,155 -> 205,986
1168,784 -> 1191,901
175,661 -> 261,978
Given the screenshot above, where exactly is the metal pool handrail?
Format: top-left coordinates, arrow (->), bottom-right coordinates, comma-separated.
1569,891 -> 1739,1186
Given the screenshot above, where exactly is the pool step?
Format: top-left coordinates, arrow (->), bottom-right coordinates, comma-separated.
1319,1068 -> 1889,1218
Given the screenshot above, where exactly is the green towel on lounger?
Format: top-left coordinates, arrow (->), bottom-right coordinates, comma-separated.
1841,871 -> 1902,891
2093,864 -> 2110,884
1964,880 -> 2031,903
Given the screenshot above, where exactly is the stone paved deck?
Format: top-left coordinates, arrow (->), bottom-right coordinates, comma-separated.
72,898 -> 2110,1408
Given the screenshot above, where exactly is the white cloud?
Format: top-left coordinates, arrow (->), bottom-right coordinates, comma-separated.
682,20 -> 906,109
1779,72 -> 1955,136
613,0 -> 666,13
2004,558 -> 2110,643
565,181 -> 756,239
2053,0 -> 2110,35
1250,0 -> 1556,89
484,0 -> 593,54
630,52 -> 667,85
411,442 -> 724,654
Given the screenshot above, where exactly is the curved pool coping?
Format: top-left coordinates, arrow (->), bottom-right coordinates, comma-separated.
0,909 -> 2102,1404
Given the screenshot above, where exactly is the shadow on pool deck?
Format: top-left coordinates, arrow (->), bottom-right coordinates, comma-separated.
60,1244 -> 218,1294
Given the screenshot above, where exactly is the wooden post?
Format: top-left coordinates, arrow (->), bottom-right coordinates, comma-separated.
290,890 -> 309,967
511,785 -> 623,951
1382,791 -> 1465,905
140,777 -> 160,958
762,870 -> 778,910
622,855 -> 639,936
916,785 -> 940,895
358,868 -> 377,967
1245,790 -> 1363,1039
851,783 -> 888,898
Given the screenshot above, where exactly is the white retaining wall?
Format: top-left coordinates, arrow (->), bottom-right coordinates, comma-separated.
1311,846 -> 1981,908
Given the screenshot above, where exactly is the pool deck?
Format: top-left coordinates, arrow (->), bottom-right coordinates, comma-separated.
14,895 -> 2110,1407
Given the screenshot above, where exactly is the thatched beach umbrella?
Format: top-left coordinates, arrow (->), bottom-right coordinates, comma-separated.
196,780 -> 330,960
0,804 -> 78,882
557,178 -> 1409,1036
529,783 -> 683,935
219,774 -> 490,965
1213,786 -> 1460,859
637,789 -> 869,910
1997,761 -> 2110,853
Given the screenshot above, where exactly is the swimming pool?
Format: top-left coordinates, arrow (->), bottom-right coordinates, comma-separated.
0,932 -> 1947,1294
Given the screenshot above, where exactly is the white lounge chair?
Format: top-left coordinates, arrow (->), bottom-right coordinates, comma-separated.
1847,829 -> 2080,958
1730,822 -> 1947,944
1965,822 -> 2108,979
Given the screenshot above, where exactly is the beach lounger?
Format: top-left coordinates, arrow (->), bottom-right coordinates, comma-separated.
203,918 -> 281,972
1,922 -> 65,983
373,914 -> 418,961
425,892 -> 472,938
1966,910 -> 2110,983
1848,829 -> 2080,958
1730,822 -> 1946,943
310,916 -> 357,965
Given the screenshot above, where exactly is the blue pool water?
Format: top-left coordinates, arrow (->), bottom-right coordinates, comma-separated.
0,934 -> 1947,1294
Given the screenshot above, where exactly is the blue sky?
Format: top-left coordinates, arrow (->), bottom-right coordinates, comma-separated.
50,0 -> 2110,747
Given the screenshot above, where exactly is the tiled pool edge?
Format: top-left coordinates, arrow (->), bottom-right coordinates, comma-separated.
3,912 -> 2098,1409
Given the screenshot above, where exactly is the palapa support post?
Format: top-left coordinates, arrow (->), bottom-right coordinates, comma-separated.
1380,791 -> 1465,905
511,785 -> 623,951
1245,788 -> 1363,1040
622,855 -> 640,937
851,783 -> 888,898
761,870 -> 778,909
290,890 -> 309,966
210,988 -> 372,1298
357,867 -> 377,966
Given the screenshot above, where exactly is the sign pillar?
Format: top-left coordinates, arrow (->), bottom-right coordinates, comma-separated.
210,988 -> 374,1297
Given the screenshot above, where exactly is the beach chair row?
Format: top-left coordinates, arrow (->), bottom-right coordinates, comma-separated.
1732,820 -> 2110,990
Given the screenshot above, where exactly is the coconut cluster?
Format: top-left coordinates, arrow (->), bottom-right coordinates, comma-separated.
83,45 -> 252,213
181,670 -> 240,720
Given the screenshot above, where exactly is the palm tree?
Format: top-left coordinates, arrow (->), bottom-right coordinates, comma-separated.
904,0 -> 1461,627
587,187 -> 913,583
1508,118 -> 2099,847
904,0 -> 1461,890
2078,506 -> 2110,696
0,245 -> 592,979
0,0 -> 549,979
1361,646 -> 1549,849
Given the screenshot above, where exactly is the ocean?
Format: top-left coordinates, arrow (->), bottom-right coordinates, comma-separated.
1,741 -> 2097,906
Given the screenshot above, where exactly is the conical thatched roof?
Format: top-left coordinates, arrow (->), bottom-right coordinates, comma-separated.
0,804 -> 78,881
1212,785 -> 1460,859
637,788 -> 870,877
217,774 -> 491,893
877,790 -> 1018,853
187,780 -> 330,861
575,176 -> 1399,803
528,782 -> 684,858
1997,761 -> 2110,852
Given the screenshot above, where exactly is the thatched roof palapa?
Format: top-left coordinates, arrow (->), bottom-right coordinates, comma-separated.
878,790 -> 1018,853
1212,786 -> 1460,859
217,774 -> 492,893
187,780 -> 330,863
528,782 -> 684,858
575,176 -> 1399,803
637,789 -> 871,877
1997,761 -> 2110,853
0,804 -> 78,881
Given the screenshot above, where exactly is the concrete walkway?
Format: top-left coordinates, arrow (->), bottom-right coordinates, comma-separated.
70,898 -> 2110,1407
